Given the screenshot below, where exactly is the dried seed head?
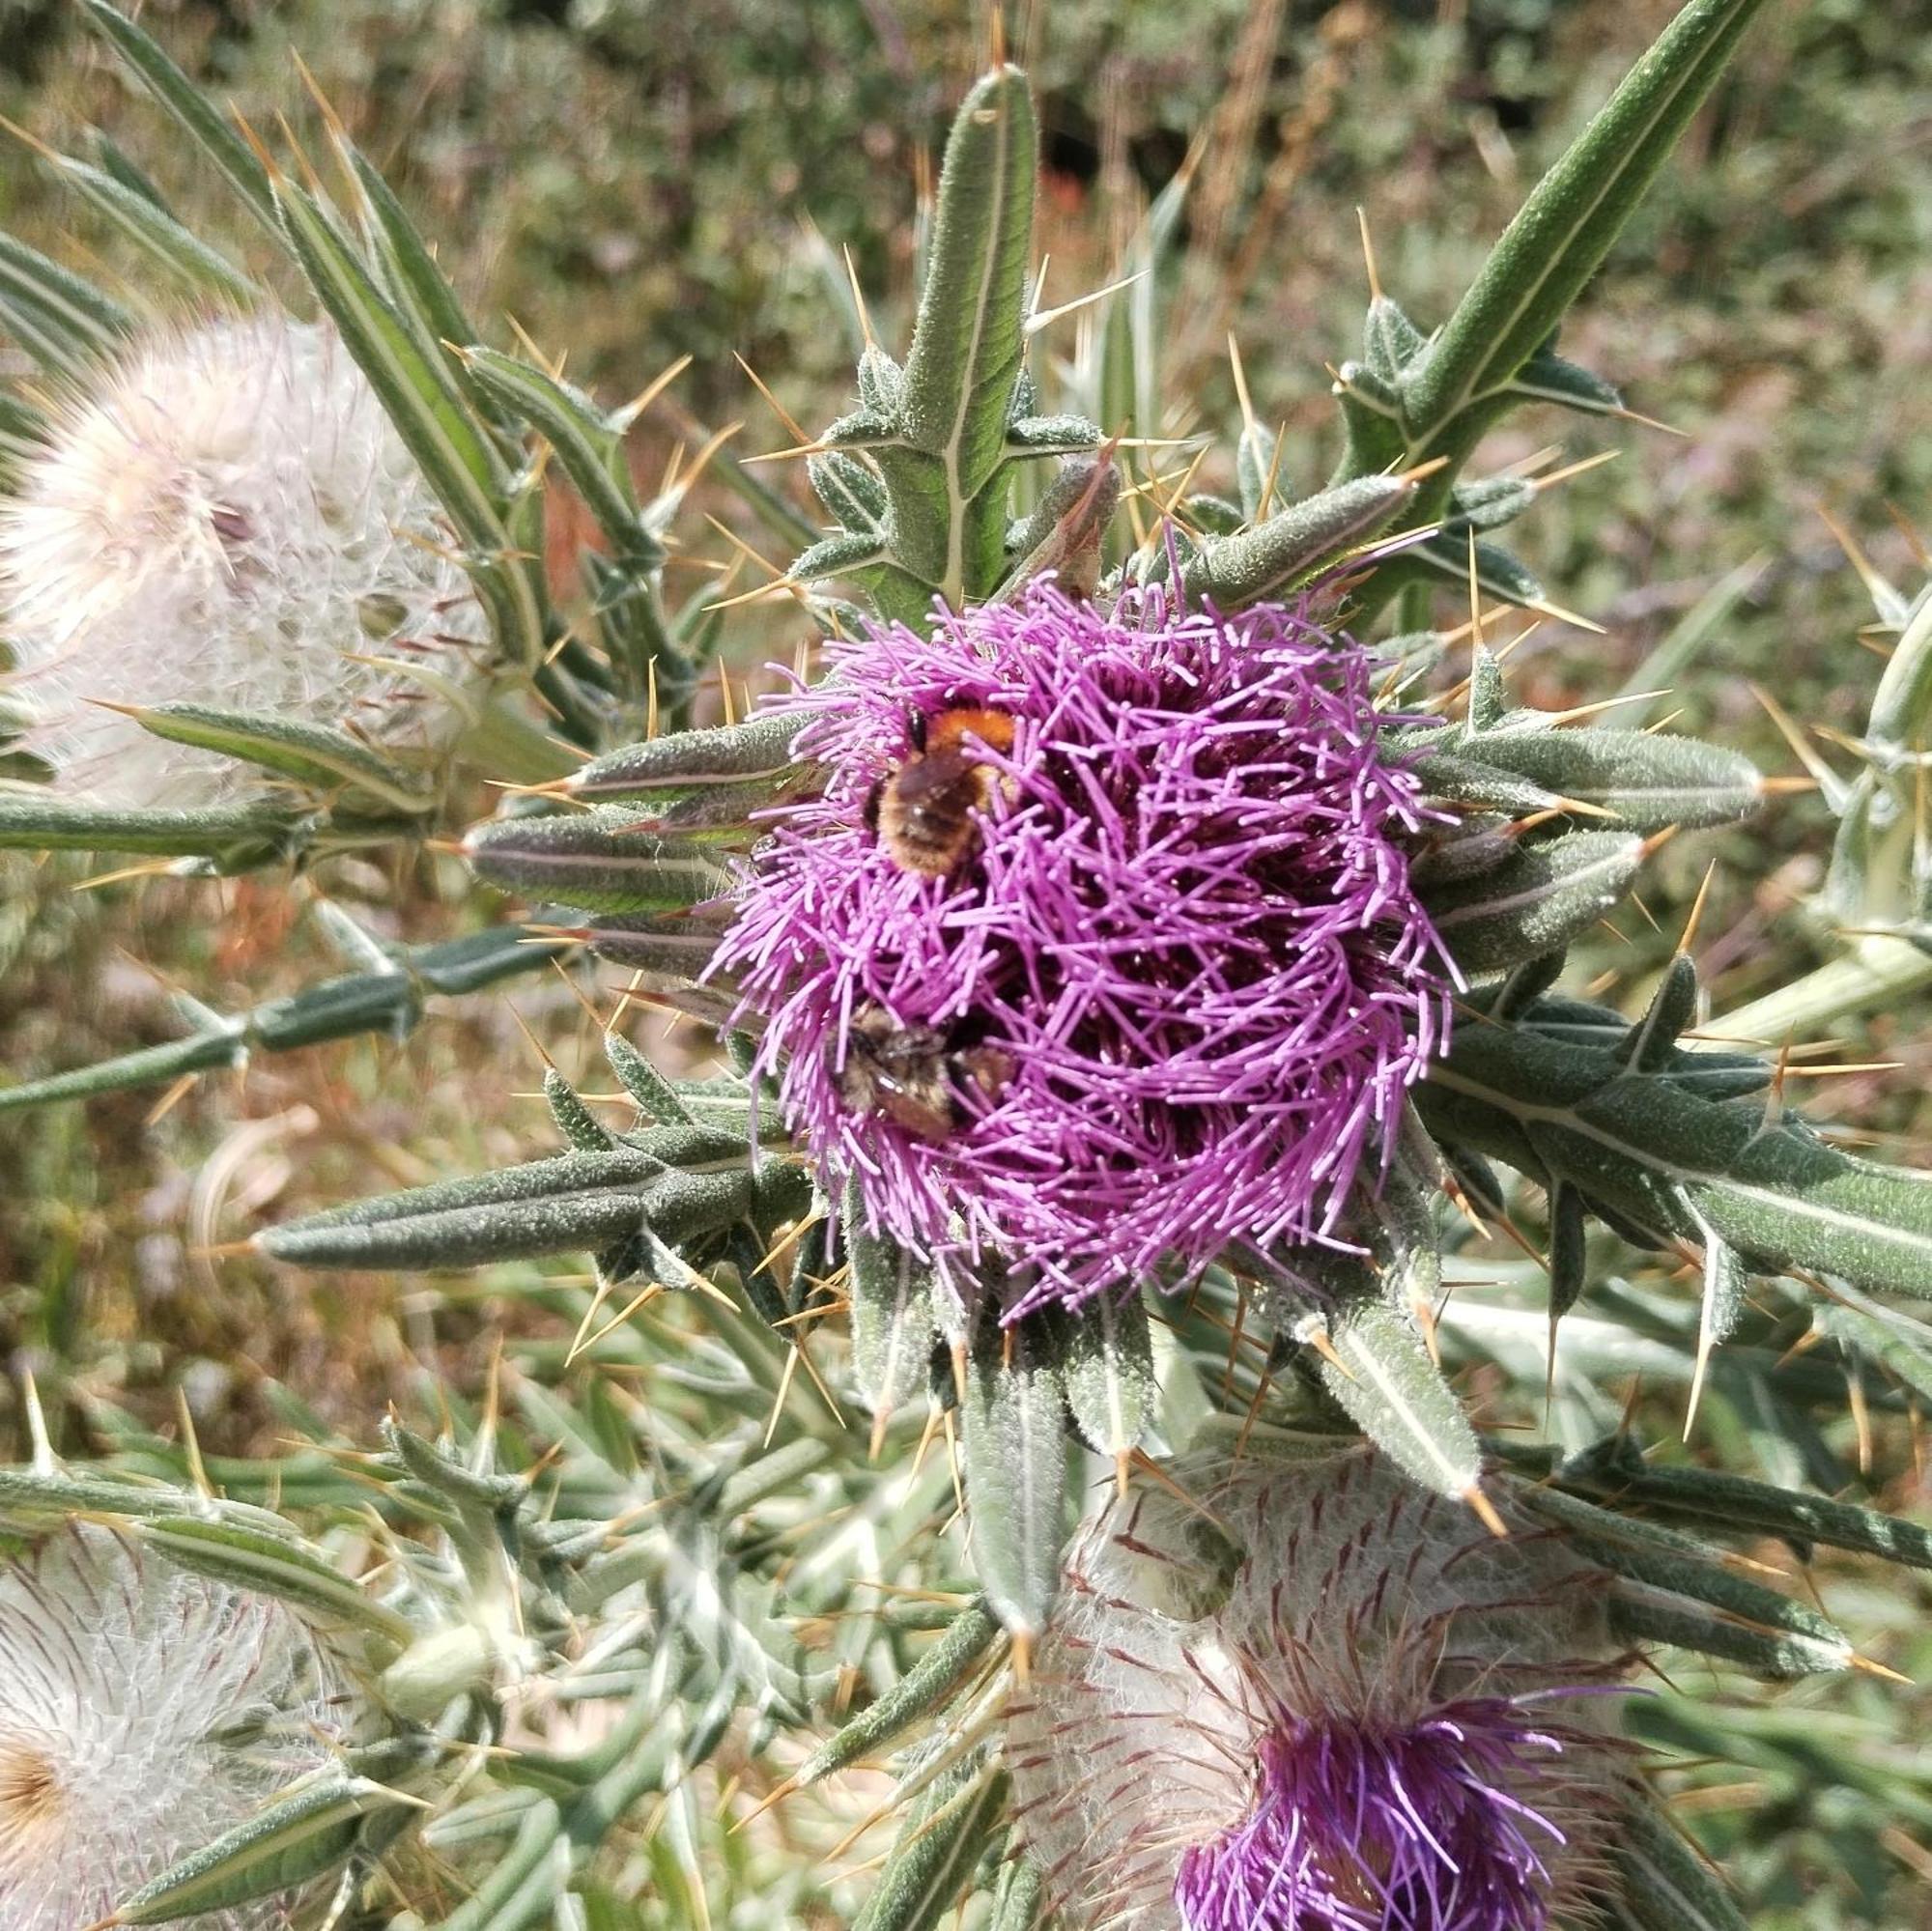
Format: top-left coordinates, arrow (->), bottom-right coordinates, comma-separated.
716,582 -> 1451,1314
0,1524 -> 350,1931
0,313 -> 487,806
1006,1445 -> 1634,1930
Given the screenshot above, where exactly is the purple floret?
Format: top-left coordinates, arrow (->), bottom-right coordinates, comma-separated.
715,579 -> 1451,1311
1173,1704 -> 1578,1931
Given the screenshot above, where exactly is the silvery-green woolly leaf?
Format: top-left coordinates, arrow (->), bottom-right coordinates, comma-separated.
81,1 -> 277,226
1617,952 -> 1703,1069
1407,532 -> 1547,609
796,1602 -> 999,1787
853,1765 -> 1011,1931
1058,1291 -> 1155,1461
432,1794 -> 569,1931
1608,1797 -> 1750,1931
1422,830 -> 1644,975
1442,474 -> 1537,536
1334,0 -> 1774,620
464,811 -> 732,914
139,1516 -> 415,1643
270,176 -> 549,671
544,1068 -> 615,1151
111,1776 -> 411,1926
122,701 -> 438,813
603,1026 -> 697,1126
1364,295 -> 1429,382
794,529 -> 892,584
1005,412 -> 1101,455
341,147 -> 515,443
461,346 -> 661,570
1419,1002 -> 1932,1297
1458,727 -> 1762,832
1271,1272 -> 1485,1506
1401,0 -> 1776,457
0,922 -> 566,1113
39,150 -> 259,302
0,224 -> 136,381
259,1156 -> 776,1273
810,449 -> 891,530
1000,456 -> 1121,599
876,65 -> 1037,606
848,1198 -> 940,1426
1506,338 -> 1625,416
1520,1487 -> 1853,1677
1329,361 -> 1406,477
0,796 -> 303,862
1556,1435 -> 1932,1571
989,1857 -> 1047,1930
960,1314 -> 1068,1645
1178,473 -> 1420,609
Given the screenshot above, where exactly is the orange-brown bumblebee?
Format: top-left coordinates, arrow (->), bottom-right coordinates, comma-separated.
867,706 -> 1017,878
836,1004 -> 1014,1143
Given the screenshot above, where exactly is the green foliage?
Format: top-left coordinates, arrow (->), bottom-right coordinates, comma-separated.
2,2 -> 1930,1926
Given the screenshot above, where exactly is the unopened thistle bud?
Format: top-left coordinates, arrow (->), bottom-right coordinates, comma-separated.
0,1525 -> 350,1931
715,581 -> 1451,1315
1007,1444 -> 1633,1930
0,313 -> 486,806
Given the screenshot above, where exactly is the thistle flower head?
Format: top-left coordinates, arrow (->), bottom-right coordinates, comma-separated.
0,313 -> 486,806
1006,1445 -> 1632,1931
717,581 -> 1449,1312
0,1524 -> 349,1931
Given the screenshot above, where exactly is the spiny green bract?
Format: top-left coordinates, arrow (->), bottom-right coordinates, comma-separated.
3,3 -> 1930,1927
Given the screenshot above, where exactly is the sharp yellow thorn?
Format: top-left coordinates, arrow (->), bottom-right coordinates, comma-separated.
1529,448 -> 1622,493
1025,268 -> 1151,336
1009,1630 -> 1033,1685
1355,205 -> 1382,302
1748,681 -> 1843,791
1849,1651 -> 1915,1687
1463,1483 -> 1509,1539
728,1775 -> 800,1834
503,1001 -> 559,1073
576,1282 -> 666,1358
613,353 -> 695,429
143,1071 -> 201,1126
175,1387 -> 213,1498
1228,333 -> 1258,436
732,353 -> 810,446
1302,1325 -> 1355,1383
673,421 -> 742,501
764,1344 -> 802,1448
1396,454 -> 1451,487
1680,861 -> 1719,957
1524,596 -> 1606,636
1816,502 -> 1899,615
1608,405 -> 1689,438
841,243 -> 876,347
1259,419 -> 1289,522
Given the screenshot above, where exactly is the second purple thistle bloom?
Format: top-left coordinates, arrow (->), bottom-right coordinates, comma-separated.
716,580 -> 1453,1313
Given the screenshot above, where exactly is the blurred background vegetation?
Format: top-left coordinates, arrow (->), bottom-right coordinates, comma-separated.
1,2 -> 1930,1917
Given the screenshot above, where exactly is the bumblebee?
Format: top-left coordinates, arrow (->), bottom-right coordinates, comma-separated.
836,1004 -> 1015,1144
867,706 -> 1017,878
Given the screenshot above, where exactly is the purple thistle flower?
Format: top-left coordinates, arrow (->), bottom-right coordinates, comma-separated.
715,580 -> 1451,1312
1006,1444 -> 1634,1931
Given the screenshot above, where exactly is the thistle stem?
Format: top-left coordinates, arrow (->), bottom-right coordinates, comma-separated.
1713,932 -> 1932,1045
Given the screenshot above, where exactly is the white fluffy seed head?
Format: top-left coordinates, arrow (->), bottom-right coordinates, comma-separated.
1006,1440 -> 1630,1931
0,1523 -> 351,1931
0,312 -> 487,807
